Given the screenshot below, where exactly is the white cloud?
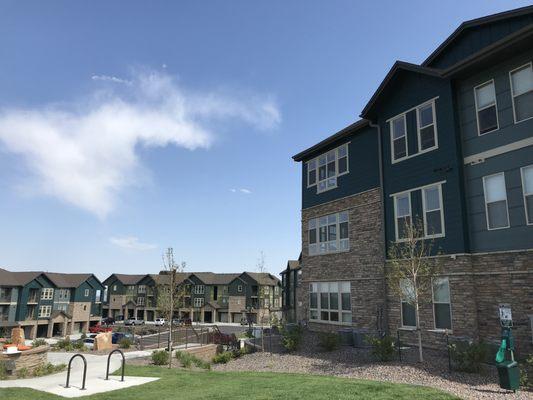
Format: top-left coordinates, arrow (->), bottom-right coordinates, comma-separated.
0,70 -> 280,217
91,74 -> 132,85
110,236 -> 157,251
230,188 -> 252,194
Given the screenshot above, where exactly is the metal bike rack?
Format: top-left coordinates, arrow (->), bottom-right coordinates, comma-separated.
65,353 -> 87,390
105,349 -> 125,382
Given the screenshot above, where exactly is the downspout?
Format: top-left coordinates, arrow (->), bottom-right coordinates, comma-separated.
367,119 -> 389,337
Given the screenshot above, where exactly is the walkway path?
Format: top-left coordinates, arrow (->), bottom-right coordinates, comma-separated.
0,344 -> 201,398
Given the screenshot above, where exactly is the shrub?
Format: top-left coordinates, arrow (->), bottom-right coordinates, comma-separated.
366,335 -> 395,361
32,363 -> 66,377
80,333 -> 87,340
176,351 -> 193,368
212,351 -> 234,364
0,361 -> 8,380
318,332 -> 339,352
55,338 -> 73,351
16,367 -> 29,378
118,338 -> 132,349
152,350 -> 169,365
449,340 -> 488,373
520,354 -> 533,389
280,324 -> 303,353
31,338 -> 47,347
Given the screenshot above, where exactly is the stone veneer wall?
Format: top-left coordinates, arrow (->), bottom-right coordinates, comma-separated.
297,188 -> 386,334
386,250 -> 533,356
0,345 -> 49,375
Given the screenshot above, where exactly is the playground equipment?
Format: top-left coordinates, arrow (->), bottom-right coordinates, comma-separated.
495,305 -> 519,392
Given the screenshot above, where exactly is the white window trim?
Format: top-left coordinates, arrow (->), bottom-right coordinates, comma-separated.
38,305 -> 52,318
473,79 -> 500,136
308,282 -> 352,326
509,62 -> 533,124
386,96 -> 440,164
393,193 -> 411,243
482,172 -> 510,231
137,297 -> 145,306
138,285 -> 146,293
193,285 -> 205,295
41,288 -> 54,300
416,99 -> 439,153
194,297 -> 204,308
237,285 -> 243,292
521,165 -> 533,226
390,114 -> 408,163
421,184 -> 445,239
306,143 -> 350,192
400,293 -> 416,329
390,180 -> 447,242
84,289 -> 90,297
431,277 -> 453,331
308,211 -> 350,256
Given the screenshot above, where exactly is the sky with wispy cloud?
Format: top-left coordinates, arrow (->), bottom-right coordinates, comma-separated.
0,0 -> 528,279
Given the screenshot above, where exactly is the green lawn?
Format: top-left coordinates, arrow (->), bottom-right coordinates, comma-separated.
0,365 -> 460,400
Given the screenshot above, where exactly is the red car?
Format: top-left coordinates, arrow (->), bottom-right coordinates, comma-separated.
89,324 -> 113,334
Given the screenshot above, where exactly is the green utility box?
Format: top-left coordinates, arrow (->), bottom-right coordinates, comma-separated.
496,361 -> 520,391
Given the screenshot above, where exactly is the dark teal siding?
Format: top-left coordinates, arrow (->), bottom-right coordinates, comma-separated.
301,125 -> 379,209
377,72 -> 468,255
427,14 -> 533,69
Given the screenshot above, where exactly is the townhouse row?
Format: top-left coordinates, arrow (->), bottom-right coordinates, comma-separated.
102,271 -> 281,325
0,268 -> 104,339
283,6 -> 533,355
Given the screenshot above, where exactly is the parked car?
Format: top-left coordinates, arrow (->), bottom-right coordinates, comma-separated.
81,338 -> 95,349
89,323 -> 113,334
124,318 -> 144,326
154,318 -> 166,326
111,332 -> 133,344
101,317 -> 115,325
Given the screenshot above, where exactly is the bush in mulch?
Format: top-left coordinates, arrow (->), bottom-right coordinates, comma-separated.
176,351 -> 210,370
448,340 -> 488,373
152,350 -> 170,365
318,332 -> 340,352
366,335 -> 395,362
520,354 -> 533,390
280,324 -> 303,353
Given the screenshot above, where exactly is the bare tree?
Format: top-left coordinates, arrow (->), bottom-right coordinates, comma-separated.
256,250 -> 267,272
387,218 -> 441,363
157,247 -> 186,368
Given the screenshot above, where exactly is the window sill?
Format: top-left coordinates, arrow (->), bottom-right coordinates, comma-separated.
427,329 -> 453,334
309,319 -> 352,326
308,248 -> 350,257
398,326 -> 417,331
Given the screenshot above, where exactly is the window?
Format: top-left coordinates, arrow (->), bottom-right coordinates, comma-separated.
308,211 -> 349,256
193,285 -> 205,295
309,282 -> 351,324
432,277 -> 452,330
194,297 -> 204,308
307,159 -> 317,187
474,80 -> 499,134
417,101 -> 437,151
400,279 -> 416,328
57,304 -> 68,313
84,289 -> 90,297
483,173 -> 509,230
306,144 -> 349,192
237,285 -> 243,293
58,289 -> 69,300
113,285 -> 117,291
138,285 -> 146,294
510,63 -> 533,123
422,185 -> 444,237
95,289 -> 101,303
394,193 -> 411,241
41,288 -> 54,300
38,305 -> 52,318
137,297 -> 145,306
0,288 -> 12,302
521,165 -> 533,225
391,114 -> 407,161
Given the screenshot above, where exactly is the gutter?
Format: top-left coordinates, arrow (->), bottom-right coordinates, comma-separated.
367,119 -> 389,336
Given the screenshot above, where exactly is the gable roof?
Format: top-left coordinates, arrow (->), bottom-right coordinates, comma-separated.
292,119 -> 370,162
360,61 -> 442,120
0,269 -> 43,287
243,272 -> 280,286
111,274 -> 148,285
190,272 -> 241,285
422,5 -> 533,68
44,273 -> 95,289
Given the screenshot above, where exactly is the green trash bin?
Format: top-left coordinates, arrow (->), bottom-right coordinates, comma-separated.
496,360 -> 520,391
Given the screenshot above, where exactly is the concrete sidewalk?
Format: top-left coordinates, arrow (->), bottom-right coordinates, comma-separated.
0,351 -> 158,397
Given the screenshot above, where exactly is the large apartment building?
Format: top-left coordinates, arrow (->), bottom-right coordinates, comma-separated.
290,6 -> 533,355
102,271 -> 281,324
0,268 -> 104,338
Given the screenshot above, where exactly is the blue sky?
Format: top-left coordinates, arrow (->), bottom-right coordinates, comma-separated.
0,0 -> 530,279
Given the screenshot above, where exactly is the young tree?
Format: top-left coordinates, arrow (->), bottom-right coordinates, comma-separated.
157,247 -> 186,368
387,218 -> 442,363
